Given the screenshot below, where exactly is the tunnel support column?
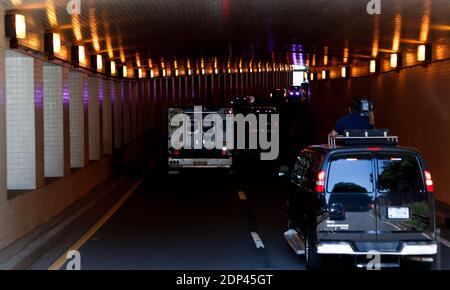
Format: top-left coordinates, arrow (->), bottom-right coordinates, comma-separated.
137,80 -> 144,135
87,77 -> 102,161
112,81 -> 122,149
4,52 -> 45,190
130,81 -> 137,140
143,79 -> 150,132
43,64 -> 71,178
0,6 -> 6,203
123,80 -> 130,145
102,79 -> 113,155
69,71 -> 89,168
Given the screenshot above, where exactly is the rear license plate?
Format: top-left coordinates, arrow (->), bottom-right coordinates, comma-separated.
387,207 -> 410,219
193,161 -> 207,166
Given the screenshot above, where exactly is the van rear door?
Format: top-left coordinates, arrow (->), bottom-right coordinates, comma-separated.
318,153 -> 376,242
375,153 -> 434,241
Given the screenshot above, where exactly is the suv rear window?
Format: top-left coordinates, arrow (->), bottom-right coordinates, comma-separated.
377,154 -> 424,193
327,154 -> 373,193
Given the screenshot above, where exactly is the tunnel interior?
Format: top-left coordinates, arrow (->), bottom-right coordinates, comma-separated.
0,0 -> 449,270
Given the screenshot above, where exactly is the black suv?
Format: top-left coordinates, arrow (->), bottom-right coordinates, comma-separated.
285,130 -> 437,269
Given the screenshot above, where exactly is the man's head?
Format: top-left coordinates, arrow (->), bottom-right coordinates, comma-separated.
348,99 -> 361,113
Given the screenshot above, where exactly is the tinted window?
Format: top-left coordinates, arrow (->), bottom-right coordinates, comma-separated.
292,153 -> 312,183
327,155 -> 373,193
377,154 -> 424,193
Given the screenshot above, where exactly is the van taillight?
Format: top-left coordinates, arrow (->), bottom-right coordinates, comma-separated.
367,147 -> 381,151
424,170 -> 434,192
173,149 -> 181,157
315,170 -> 326,193
221,147 -> 228,157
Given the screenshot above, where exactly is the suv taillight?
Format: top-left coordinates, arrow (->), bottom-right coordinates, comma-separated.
424,170 -> 434,192
315,170 -> 326,193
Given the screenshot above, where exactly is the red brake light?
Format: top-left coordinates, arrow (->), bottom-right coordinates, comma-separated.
221,148 -> 228,157
424,170 -> 434,192
315,170 -> 326,193
367,147 -> 381,151
173,149 -> 181,157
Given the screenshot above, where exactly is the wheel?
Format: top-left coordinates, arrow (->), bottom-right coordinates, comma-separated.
415,261 -> 433,270
305,233 -> 322,269
401,258 -> 434,270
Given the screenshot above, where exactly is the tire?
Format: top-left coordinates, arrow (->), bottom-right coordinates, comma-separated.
305,232 -> 322,270
402,259 -> 434,270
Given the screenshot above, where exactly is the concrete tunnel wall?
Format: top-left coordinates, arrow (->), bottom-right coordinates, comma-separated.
309,59 -> 450,207
0,50 -> 292,250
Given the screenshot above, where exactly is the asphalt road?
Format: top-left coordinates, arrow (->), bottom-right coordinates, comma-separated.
52,165 -> 450,270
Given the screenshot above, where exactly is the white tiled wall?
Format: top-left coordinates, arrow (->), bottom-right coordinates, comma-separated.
102,79 -> 112,154
123,81 -> 130,144
61,67 -> 70,175
0,39 -> 7,203
131,81 -> 137,139
34,59 -> 45,188
138,81 -> 144,134
88,77 -> 101,160
5,52 -> 36,190
43,64 -> 64,177
69,71 -> 86,168
113,81 -> 122,149
143,80 -> 150,131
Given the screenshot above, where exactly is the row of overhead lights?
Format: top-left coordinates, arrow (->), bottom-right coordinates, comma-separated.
305,44 -> 432,81
5,13 -> 292,79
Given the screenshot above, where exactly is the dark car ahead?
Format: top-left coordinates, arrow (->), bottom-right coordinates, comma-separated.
229,96 -> 255,114
232,105 -> 279,175
286,86 -> 306,102
269,89 -> 287,103
284,130 -> 437,269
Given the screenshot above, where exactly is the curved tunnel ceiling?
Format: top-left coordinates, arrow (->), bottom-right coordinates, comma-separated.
2,0 -> 449,69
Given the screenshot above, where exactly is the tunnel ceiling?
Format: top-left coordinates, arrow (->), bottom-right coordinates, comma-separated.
2,0 -> 449,68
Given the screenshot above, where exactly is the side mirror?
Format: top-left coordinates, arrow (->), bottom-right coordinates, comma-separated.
278,165 -> 289,178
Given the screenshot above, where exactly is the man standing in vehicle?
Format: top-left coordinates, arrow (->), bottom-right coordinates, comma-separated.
330,99 -> 373,137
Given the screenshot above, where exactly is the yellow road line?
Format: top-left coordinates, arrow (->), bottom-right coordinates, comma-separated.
48,177 -> 145,270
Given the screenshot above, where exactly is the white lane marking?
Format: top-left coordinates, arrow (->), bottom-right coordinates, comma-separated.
238,191 -> 246,201
250,231 -> 265,249
437,236 -> 450,249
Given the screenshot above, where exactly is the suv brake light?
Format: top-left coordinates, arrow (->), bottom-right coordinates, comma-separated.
424,170 -> 434,192
315,170 -> 326,193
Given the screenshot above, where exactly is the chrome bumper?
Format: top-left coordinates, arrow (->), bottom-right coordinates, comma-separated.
317,241 -> 437,256
168,158 -> 232,168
